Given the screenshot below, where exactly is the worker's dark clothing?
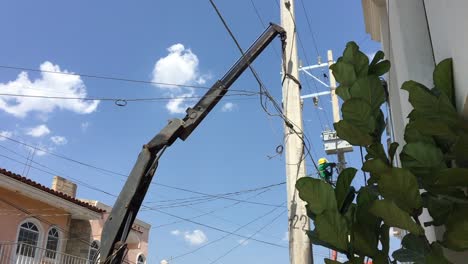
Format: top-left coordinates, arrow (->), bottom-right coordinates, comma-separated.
318,162 -> 336,183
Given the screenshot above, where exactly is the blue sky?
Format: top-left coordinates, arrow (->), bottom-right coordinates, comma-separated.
0,1 -> 391,263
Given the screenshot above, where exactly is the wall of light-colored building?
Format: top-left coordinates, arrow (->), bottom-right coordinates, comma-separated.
364,0 -> 468,262
0,187 -> 70,251
424,0 -> 468,115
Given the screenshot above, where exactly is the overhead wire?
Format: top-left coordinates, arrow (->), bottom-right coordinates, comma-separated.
208,0 -> 319,172
0,152 -> 287,249
167,203 -> 287,262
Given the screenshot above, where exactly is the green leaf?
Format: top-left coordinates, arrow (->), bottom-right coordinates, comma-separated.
296,177 -> 337,215
341,99 -> 375,134
369,200 -> 424,235
411,119 -> 457,143
365,143 -> 389,164
335,168 -> 357,213
421,192 -> 454,226
349,75 -> 386,111
433,58 -> 454,107
308,230 -> 347,254
369,60 -> 391,76
404,122 -> 436,145
380,224 -> 390,255
334,120 -> 373,146
353,223 -> 378,256
443,206 -> 468,251
402,80 -> 457,118
378,168 -> 422,213
362,158 -> 390,181
356,187 -> 380,231
369,50 -> 384,68
454,133 -> 468,168
400,142 -> 446,179
388,142 -> 399,164
373,109 -> 386,140
313,211 -> 349,252
342,41 -> 369,77
336,85 -> 351,101
426,242 -> 453,264
434,168 -> 468,187
330,62 -> 357,86
392,233 -> 430,263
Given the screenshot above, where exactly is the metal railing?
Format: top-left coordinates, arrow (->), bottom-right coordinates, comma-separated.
0,242 -> 90,264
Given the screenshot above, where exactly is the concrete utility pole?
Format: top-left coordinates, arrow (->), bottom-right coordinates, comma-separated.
327,50 -> 346,173
280,1 -> 313,264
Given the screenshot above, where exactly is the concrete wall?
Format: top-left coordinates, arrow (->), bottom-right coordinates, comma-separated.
0,187 -> 70,251
424,0 -> 468,116
373,0 -> 468,262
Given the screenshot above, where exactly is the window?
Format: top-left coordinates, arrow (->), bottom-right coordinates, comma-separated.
137,254 -> 146,264
45,227 -> 59,259
88,240 -> 100,264
16,221 -> 40,257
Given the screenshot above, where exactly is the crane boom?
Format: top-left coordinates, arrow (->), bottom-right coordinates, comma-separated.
99,23 -> 285,263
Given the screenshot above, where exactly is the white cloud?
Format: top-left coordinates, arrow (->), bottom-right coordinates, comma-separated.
184,230 -> 207,245
50,136 -> 67,145
26,124 -> 50,137
151,44 -> 207,114
81,122 -> 90,132
221,102 -> 237,112
282,231 -> 289,241
0,61 -> 99,118
0,131 -> 13,140
170,230 -> 181,236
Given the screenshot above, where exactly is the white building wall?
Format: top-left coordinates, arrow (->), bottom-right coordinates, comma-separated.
363,0 -> 468,262
424,0 -> 468,115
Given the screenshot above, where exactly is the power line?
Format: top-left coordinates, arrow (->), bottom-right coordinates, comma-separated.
166,205 -> 287,262
208,209 -> 287,264
0,153 -> 287,249
0,64 -> 254,94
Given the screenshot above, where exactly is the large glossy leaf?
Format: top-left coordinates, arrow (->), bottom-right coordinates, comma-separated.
388,142 -> 399,164
402,80 -> 457,118
411,119 -> 456,141
313,211 -> 349,252
335,168 -> 357,213
392,233 -> 429,263
454,133 -> 468,168
362,158 -> 390,181
334,120 -> 373,146
365,143 -> 389,164
341,99 -> 375,134
373,109 -> 386,140
369,200 -> 424,235
378,168 -> 422,213
433,168 -> 468,187
421,192 -> 453,226
330,61 -> 357,86
296,177 -> 336,215
353,223 -> 378,257
426,242 -> 453,264
369,50 -> 384,68
336,85 -> 351,101
380,224 -> 390,255
404,122 -> 436,145
433,58 -> 454,107
400,142 -> 446,179
443,207 -> 468,251
308,230 -> 347,254
349,75 -> 386,111
342,41 -> 369,77
369,60 -> 390,76
356,187 -> 380,231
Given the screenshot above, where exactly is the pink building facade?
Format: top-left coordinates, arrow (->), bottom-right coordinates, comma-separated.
0,168 -> 150,264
